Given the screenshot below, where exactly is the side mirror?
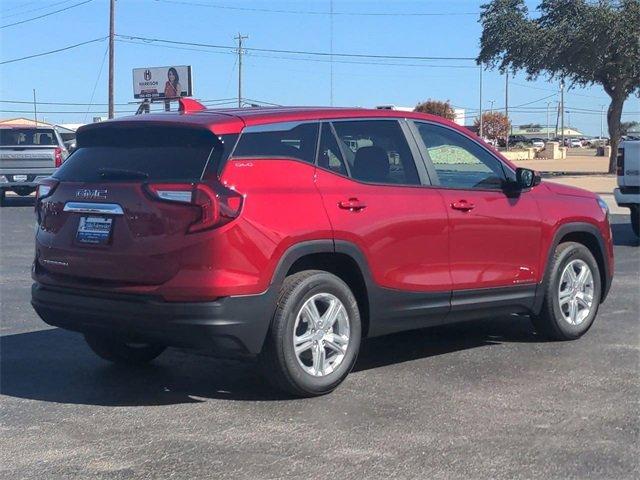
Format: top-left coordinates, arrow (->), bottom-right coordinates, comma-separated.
515,168 -> 541,189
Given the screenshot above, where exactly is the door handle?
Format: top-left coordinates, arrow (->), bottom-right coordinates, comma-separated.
338,198 -> 367,212
450,200 -> 475,212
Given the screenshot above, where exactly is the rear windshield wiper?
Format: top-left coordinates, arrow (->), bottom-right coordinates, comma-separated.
98,168 -> 149,180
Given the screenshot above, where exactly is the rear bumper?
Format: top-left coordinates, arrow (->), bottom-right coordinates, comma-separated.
1,174 -> 51,190
31,282 -> 276,356
614,187 -> 640,207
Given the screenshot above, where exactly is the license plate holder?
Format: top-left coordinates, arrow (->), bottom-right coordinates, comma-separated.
76,216 -> 113,245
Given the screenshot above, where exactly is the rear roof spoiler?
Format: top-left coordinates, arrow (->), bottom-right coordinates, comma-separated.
179,98 -> 206,114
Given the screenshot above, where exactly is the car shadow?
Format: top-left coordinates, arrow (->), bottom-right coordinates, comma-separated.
0,316 -> 540,406
0,195 -> 35,207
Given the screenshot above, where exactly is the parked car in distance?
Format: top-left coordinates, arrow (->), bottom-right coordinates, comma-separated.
614,139 -> 640,237
569,138 -> 583,148
0,126 -> 68,205
531,138 -> 546,149
31,103 -> 614,396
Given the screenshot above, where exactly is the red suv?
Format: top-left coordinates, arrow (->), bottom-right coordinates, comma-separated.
32,102 -> 614,396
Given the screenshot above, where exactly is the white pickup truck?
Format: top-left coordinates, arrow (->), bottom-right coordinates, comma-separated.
0,126 -> 68,205
614,139 -> 640,237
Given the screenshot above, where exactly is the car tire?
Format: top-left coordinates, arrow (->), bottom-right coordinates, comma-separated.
260,270 -> 361,397
532,242 -> 601,341
631,205 -> 639,238
84,333 -> 166,365
0,190 -> 5,206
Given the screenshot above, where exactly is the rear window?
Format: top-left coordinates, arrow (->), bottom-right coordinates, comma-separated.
54,126 -> 229,182
1,128 -> 56,146
233,122 -> 319,164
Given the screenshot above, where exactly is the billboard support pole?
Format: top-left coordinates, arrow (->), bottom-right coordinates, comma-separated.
108,0 -> 115,119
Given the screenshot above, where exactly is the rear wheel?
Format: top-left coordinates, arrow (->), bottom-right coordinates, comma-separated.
631,205 -> 639,238
84,333 -> 166,365
532,242 -> 601,340
0,190 -> 5,206
261,270 -> 361,397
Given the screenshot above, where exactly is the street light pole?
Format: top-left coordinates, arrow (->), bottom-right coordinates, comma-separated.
489,100 -> 494,113
546,101 -> 551,141
505,73 -> 509,150
600,105 -> 604,139
108,0 -> 115,119
479,65 -> 483,139
560,79 -> 565,148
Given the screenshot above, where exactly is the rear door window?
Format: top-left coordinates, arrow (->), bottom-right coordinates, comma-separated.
233,122 -> 319,164
331,120 -> 420,185
54,126 -> 224,182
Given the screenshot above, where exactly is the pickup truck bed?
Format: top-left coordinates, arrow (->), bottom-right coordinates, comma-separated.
0,126 -> 68,203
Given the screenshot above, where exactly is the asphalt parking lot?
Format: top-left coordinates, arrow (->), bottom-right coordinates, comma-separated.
1,199 -> 638,480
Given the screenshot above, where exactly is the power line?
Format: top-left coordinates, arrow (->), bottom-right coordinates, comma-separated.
116,34 -> 476,61
117,37 -> 479,68
1,0 -> 77,19
152,0 -> 479,16
84,45 -> 109,122
0,37 -> 107,65
0,0 -> 95,29
0,97 -> 237,106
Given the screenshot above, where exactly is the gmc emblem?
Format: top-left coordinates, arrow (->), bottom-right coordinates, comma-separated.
76,189 -> 108,200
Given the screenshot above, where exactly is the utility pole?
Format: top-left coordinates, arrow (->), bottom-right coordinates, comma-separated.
235,33 -> 248,108
504,73 -> 509,150
108,0 -> 115,119
33,89 -> 38,126
479,65 -> 483,139
600,105 -> 604,139
546,101 -> 552,140
560,79 -> 565,149
489,100 -> 495,113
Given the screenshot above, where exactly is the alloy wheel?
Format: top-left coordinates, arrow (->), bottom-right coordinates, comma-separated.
558,259 -> 594,326
292,293 -> 350,377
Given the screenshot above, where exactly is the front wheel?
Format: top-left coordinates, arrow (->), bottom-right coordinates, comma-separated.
532,242 -> 601,340
631,205 -> 639,238
261,270 -> 361,397
84,333 -> 166,365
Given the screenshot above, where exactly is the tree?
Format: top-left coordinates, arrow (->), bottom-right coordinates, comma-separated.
474,112 -> 511,142
620,121 -> 639,136
414,99 -> 456,121
477,0 -> 640,173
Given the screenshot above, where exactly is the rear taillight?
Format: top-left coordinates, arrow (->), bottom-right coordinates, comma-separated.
35,178 -> 59,219
54,147 -> 63,168
616,148 -> 625,176
36,178 -> 59,202
144,182 -> 243,233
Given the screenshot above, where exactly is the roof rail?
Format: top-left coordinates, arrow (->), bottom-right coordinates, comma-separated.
178,98 -> 206,114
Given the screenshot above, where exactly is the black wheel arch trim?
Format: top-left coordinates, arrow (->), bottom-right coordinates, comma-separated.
534,221 -> 612,313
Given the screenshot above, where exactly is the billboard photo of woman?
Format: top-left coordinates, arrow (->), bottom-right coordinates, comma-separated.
163,67 -> 183,111
164,67 -> 182,99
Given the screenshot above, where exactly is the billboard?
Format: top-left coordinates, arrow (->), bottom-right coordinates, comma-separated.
132,65 -> 193,99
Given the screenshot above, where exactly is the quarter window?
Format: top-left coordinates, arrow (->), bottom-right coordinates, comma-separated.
233,122 -> 319,164
331,120 -> 420,186
317,123 -> 348,176
415,122 -> 509,190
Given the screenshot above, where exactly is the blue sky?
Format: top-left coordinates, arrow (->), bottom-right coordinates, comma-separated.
1,0 -> 638,135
